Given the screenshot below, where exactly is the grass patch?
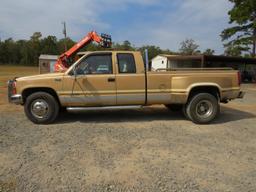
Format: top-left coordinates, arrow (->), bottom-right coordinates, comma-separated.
0,65 -> 38,77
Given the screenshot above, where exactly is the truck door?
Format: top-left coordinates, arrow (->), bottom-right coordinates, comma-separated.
115,53 -> 146,105
62,53 -> 116,106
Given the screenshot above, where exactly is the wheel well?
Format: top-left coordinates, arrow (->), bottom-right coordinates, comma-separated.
188,86 -> 220,101
22,88 -> 60,104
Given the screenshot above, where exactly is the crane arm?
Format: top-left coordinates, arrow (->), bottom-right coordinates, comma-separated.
54,31 -> 111,72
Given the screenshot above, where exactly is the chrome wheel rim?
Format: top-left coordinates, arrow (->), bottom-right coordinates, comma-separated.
31,99 -> 49,119
195,100 -> 213,119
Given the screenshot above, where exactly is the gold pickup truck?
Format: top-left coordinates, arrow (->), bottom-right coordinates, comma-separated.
8,51 -> 244,124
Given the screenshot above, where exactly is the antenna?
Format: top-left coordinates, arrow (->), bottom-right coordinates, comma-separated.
62,21 -> 67,51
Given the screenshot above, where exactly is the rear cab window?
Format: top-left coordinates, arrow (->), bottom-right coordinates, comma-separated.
117,53 -> 136,74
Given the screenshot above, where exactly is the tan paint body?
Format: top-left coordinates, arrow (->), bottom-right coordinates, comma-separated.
15,51 -> 242,107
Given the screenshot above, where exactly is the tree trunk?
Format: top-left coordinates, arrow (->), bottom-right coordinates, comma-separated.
253,27 -> 256,58
253,17 -> 256,58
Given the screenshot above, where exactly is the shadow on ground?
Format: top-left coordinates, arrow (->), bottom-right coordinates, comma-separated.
56,106 -> 256,125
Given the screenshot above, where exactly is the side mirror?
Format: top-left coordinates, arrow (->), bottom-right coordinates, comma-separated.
68,66 -> 77,76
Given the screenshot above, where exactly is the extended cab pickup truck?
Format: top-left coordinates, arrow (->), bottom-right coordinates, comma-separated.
8,51 -> 244,124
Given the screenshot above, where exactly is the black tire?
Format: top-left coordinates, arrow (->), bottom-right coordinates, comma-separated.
165,104 -> 183,112
185,93 -> 219,124
24,92 -> 59,124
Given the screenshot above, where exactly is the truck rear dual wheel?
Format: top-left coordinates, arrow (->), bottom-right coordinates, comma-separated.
185,93 -> 220,124
24,92 -> 59,124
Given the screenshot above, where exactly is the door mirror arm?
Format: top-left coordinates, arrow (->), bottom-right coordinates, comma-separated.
71,66 -> 78,96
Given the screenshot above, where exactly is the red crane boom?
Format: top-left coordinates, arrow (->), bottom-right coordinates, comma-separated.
54,31 -> 111,72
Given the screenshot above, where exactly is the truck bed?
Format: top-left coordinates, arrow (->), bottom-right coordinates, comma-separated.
146,68 -> 240,104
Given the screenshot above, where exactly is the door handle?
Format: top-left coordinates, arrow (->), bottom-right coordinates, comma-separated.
108,77 -> 115,82
54,78 -> 62,82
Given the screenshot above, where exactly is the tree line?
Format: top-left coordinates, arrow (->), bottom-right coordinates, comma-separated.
0,32 -> 76,66
0,32 -> 215,66
0,32 -> 176,65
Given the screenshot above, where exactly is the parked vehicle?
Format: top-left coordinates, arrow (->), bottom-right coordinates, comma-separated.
8,51 -> 244,124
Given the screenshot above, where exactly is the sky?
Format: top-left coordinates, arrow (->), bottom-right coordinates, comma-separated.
0,0 -> 233,54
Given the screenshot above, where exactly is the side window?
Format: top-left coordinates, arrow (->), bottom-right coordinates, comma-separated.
117,53 -> 136,74
76,54 -> 112,75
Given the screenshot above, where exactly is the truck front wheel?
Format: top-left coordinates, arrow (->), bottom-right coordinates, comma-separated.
185,93 -> 219,124
24,92 -> 59,124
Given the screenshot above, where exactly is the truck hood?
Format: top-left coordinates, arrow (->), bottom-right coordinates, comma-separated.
16,73 -> 65,81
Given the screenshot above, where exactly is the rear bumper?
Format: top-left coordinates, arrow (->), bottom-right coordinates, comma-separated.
220,89 -> 245,103
237,91 -> 245,99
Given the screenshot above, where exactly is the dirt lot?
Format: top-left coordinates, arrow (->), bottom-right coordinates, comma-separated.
0,66 -> 256,192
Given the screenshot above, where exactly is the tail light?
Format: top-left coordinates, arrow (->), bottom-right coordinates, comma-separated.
237,71 -> 241,86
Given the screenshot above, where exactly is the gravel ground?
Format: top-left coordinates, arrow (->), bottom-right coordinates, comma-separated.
0,84 -> 256,192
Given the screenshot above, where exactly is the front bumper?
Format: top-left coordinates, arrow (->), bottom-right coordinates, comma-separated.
9,94 -> 23,104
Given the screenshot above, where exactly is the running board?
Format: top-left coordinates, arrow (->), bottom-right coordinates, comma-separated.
66,105 -> 143,112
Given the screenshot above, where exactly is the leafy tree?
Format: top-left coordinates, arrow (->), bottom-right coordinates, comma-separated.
0,40 -> 3,63
17,40 -> 29,65
41,35 -> 58,55
221,0 -> 256,57
29,32 -> 42,65
203,49 -> 215,55
1,38 -> 19,64
224,44 -> 243,56
138,45 -> 162,60
137,45 -> 176,61
0,38 -> 10,63
112,40 -> 135,51
30,32 -> 42,42
179,39 -> 200,55
57,37 -> 76,53
122,40 -> 134,50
